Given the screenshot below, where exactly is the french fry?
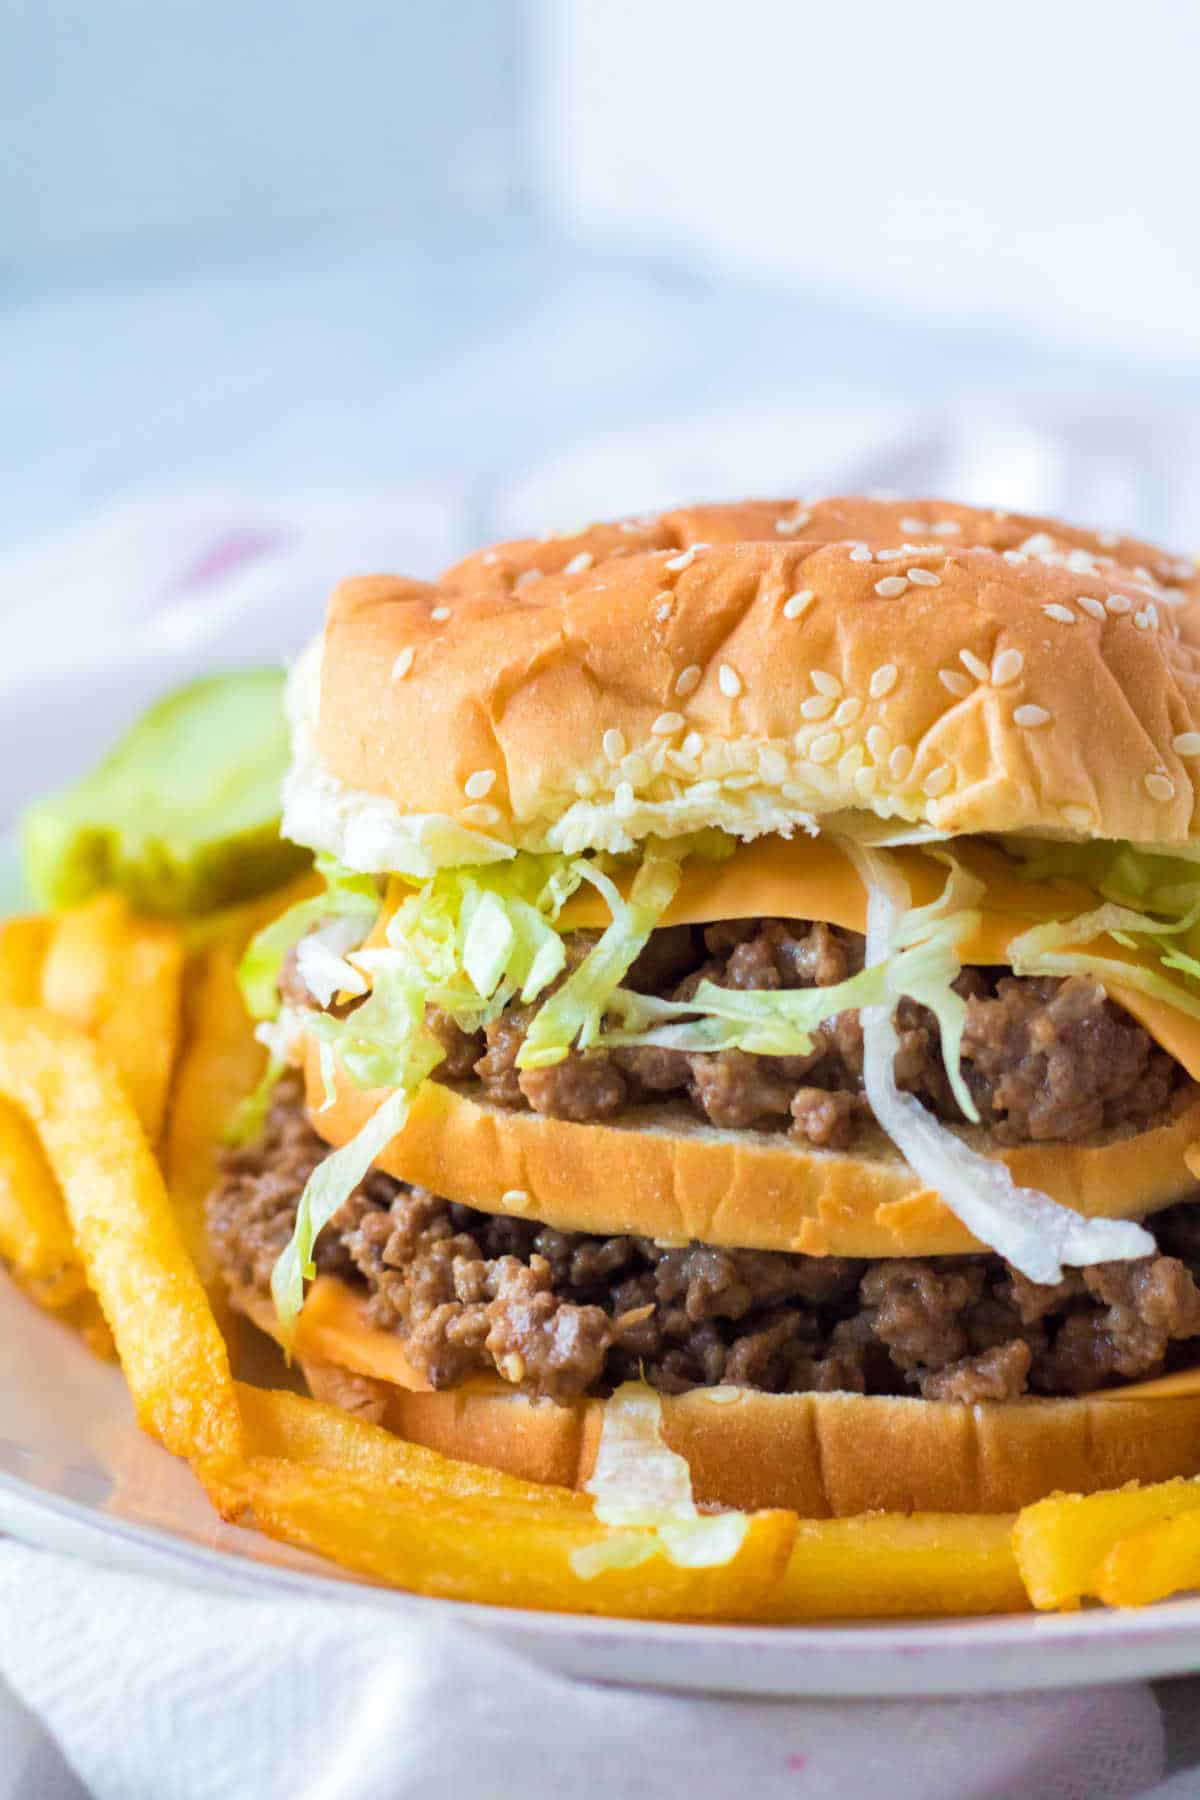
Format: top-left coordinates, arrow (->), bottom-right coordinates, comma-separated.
221,1455 -> 795,1618
0,917 -> 53,1005
1097,1511 -> 1200,1607
0,1094 -> 85,1309
1013,1479 -> 1200,1609
40,893 -> 185,1143
235,1383 -> 583,1506
768,1512 -> 1028,1619
164,943 -> 265,1296
0,1006 -> 241,1468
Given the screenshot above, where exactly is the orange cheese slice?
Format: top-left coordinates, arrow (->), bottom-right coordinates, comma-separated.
376,838 -> 1200,1079
296,1273 -> 1200,1409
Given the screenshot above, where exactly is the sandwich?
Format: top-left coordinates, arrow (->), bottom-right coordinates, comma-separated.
209,495 -> 1200,1517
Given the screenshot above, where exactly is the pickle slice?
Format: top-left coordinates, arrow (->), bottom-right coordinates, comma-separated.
23,670 -> 309,915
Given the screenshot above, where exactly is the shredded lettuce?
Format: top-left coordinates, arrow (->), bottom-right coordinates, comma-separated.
238,855 -> 380,1020
600,854 -> 984,1120
1008,901 -> 1200,1024
571,1383 -> 749,1578
850,844 -> 1155,1283
517,853 -> 683,1069
223,1051 -> 287,1148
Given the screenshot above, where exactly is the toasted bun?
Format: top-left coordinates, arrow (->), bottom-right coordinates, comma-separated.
300,1037 -> 1200,1258
227,1285 -> 1200,1517
295,497 -> 1200,866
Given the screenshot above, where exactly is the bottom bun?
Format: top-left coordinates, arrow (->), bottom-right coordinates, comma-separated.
239,1284 -> 1200,1515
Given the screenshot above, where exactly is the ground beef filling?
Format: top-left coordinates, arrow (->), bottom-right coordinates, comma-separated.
286,915 -> 1188,1149
208,1078 -> 1200,1407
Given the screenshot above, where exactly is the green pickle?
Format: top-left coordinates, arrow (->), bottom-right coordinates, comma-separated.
22,669 -> 310,915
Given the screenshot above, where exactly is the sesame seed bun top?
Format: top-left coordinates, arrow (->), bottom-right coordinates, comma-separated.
296,496 -> 1200,868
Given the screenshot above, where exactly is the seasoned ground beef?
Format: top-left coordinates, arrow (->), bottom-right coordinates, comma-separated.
208,1078 -> 1200,1407
288,914 -> 1188,1148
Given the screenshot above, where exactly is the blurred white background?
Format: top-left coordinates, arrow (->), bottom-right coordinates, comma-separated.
4,0 -> 1200,671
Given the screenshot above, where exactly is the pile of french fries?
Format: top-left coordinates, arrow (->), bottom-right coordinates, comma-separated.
2,885 -> 1200,1621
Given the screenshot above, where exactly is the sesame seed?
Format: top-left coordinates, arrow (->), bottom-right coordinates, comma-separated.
464,769 -> 496,799
1061,805 -> 1094,831
1077,595 -> 1106,621
925,764 -> 953,797
783,590 -> 814,619
834,697 -> 862,727
907,568 -> 941,587
430,605 -> 451,621
481,550 -> 499,566
1148,602 -> 1160,629
959,649 -> 990,683
1066,549 -> 1098,574
623,753 -> 651,784
991,648 -> 1024,686
774,509 -> 811,535
563,551 -> 594,575
867,724 -> 890,758
1174,732 -> 1200,756
854,766 -> 877,797
900,516 -> 928,534
931,520 -> 962,536
718,663 -> 742,698
888,745 -> 914,782
390,647 -> 415,681
939,669 -> 972,698
1134,610 -> 1150,631
875,575 -> 909,598
674,664 -> 702,696
800,694 -> 836,720
514,569 -> 542,590
1014,704 -> 1051,728
1106,593 -> 1132,615
665,543 -> 708,572
810,731 -> 840,764
681,730 -> 703,758
602,728 -> 627,762
875,547 -> 906,563
614,781 -> 636,815
1020,532 -> 1057,555
1002,550 -> 1027,566
870,663 -> 898,699
810,669 -> 841,697
838,744 -> 865,778
501,1188 -> 530,1211
1145,773 -> 1176,802
651,711 -> 684,736
462,802 -> 501,827
849,543 -> 872,563
1043,604 -> 1075,625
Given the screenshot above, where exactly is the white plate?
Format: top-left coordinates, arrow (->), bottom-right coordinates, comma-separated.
5,1272 -> 1200,1699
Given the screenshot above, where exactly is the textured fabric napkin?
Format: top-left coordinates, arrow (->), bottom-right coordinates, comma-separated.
0,1542 -> 1168,1800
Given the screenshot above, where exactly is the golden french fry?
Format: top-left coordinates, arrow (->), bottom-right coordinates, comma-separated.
769,1511 -> 1028,1619
40,893 -> 185,1142
0,1094 -> 85,1308
0,1006 -> 241,1467
1097,1511 -> 1200,1607
1013,1479 -> 1200,1609
221,1454 -> 795,1618
164,943 -> 265,1295
235,1383 -> 583,1506
0,917 -> 53,1005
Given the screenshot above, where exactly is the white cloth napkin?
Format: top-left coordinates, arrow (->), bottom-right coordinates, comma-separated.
0,1542 -> 1167,1800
